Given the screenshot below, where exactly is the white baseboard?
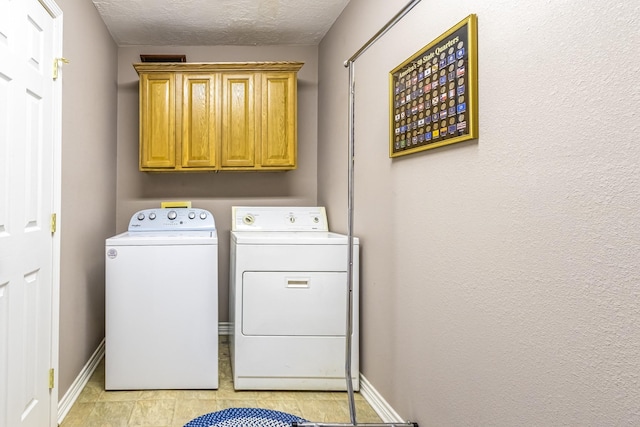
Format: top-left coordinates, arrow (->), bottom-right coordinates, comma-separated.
56,325 -> 403,426
359,374 -> 405,423
57,338 -> 105,424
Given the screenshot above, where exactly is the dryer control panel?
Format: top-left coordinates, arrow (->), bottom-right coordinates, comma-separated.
232,206 -> 329,231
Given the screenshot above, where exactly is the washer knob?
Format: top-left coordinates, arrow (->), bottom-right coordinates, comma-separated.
149,212 -> 156,220
188,212 -> 196,219
137,213 -> 145,221
167,210 -> 177,220
200,212 -> 208,220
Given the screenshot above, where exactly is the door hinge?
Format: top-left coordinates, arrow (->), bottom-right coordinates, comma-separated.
53,57 -> 69,80
49,368 -> 55,389
51,213 -> 57,234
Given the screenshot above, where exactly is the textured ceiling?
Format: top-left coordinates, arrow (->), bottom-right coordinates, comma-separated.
91,0 -> 351,46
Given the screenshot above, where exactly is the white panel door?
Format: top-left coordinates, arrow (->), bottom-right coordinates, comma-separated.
0,0 -> 59,426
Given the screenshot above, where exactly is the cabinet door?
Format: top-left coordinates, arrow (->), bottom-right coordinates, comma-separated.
221,73 -> 256,168
139,73 -> 175,169
181,74 -> 218,168
261,72 -> 297,168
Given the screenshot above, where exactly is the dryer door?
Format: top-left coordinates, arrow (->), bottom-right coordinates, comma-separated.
242,271 -> 347,336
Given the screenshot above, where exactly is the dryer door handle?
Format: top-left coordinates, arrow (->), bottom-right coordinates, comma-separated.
286,279 -> 310,288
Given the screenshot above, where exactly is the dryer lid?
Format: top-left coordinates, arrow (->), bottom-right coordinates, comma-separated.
231,231 -> 358,245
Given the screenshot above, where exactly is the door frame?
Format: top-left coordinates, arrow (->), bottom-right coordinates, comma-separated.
37,0 -> 62,425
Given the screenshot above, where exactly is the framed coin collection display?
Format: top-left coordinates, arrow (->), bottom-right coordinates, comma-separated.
389,14 -> 478,157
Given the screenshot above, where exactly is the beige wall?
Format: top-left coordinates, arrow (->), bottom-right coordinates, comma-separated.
319,0 -> 640,425
116,45 -> 318,321
54,1 -> 640,424
57,0 -> 118,396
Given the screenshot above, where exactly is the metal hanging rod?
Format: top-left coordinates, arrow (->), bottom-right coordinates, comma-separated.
344,0 -> 422,67
297,1 -> 422,427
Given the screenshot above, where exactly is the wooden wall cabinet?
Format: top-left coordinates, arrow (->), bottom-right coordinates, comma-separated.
181,73 -> 218,169
134,62 -> 304,172
138,72 -> 176,169
220,72 -> 256,169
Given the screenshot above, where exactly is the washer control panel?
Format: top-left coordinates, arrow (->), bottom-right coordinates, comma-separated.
232,206 -> 328,231
128,208 -> 216,231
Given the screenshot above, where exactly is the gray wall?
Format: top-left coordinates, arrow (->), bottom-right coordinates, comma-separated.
319,1 -> 640,425
57,0 -> 117,396
116,45 -> 319,321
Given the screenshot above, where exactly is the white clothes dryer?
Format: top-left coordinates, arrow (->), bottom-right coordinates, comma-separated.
105,208 -> 218,390
229,206 -> 359,390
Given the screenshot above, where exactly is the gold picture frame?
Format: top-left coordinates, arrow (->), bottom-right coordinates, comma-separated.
389,14 -> 478,157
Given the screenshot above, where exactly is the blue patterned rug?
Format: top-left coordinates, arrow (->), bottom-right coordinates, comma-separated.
184,408 -> 307,427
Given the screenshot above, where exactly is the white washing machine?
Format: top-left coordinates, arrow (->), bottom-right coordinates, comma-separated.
229,206 -> 359,391
105,208 -> 218,390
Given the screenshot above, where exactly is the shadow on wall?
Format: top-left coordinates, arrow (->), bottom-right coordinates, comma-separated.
139,170 -> 297,198
297,78 -> 317,94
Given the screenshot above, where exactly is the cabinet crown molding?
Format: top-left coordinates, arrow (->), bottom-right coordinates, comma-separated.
134,61 -> 304,74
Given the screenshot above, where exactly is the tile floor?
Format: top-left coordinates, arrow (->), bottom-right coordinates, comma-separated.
60,336 -> 382,427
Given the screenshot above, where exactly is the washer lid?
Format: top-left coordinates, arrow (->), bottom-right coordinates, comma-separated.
231,231 -> 358,245
106,230 -> 218,246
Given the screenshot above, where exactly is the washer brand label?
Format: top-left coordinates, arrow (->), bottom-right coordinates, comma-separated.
107,248 -> 118,259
